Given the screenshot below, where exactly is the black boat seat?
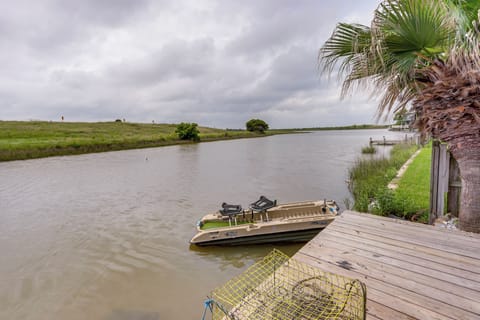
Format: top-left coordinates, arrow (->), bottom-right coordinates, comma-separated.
219,203 -> 243,217
249,196 -> 277,212
249,196 -> 277,222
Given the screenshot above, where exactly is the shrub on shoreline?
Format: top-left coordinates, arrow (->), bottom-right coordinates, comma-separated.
175,122 -> 200,141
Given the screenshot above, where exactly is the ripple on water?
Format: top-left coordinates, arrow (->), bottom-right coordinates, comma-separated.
104,261 -> 135,274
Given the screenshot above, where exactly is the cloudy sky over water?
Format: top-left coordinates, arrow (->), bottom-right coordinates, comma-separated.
1,0 -> 384,128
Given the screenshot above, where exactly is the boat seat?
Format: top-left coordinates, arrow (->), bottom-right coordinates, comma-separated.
219,203 -> 243,217
219,203 -> 243,226
249,196 -> 277,222
249,196 -> 277,212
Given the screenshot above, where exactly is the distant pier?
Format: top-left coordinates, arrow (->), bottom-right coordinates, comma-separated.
369,135 -> 417,146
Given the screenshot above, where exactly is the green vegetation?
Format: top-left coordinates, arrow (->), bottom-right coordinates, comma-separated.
0,121 -> 285,161
0,120 -> 407,162
361,146 -> 376,154
246,119 -> 269,133
350,142 -> 432,223
200,220 -> 249,230
349,143 -> 418,215
175,122 -> 200,141
392,144 -> 431,222
320,0 -> 480,232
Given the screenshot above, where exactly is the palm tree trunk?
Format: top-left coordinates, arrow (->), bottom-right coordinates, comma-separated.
451,148 -> 480,233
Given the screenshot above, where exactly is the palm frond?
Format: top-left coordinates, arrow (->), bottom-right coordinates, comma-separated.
318,0 -> 480,120
376,0 -> 455,52
448,33 -> 480,82
445,0 -> 480,35
319,0 -> 461,118
319,23 -> 372,76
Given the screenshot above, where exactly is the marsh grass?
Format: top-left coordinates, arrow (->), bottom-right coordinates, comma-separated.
0,121 -> 285,161
349,143 -> 418,214
361,145 -> 376,154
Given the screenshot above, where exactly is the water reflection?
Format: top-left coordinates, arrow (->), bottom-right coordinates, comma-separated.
189,243 -> 303,270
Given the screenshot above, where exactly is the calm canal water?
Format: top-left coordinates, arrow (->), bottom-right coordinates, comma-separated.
0,129 -> 410,320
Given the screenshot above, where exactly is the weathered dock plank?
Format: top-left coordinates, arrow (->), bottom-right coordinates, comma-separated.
328,217 -> 480,262
294,211 -> 480,320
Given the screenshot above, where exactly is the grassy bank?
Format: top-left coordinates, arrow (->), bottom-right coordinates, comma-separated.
348,143 -> 421,218
0,121 -> 289,161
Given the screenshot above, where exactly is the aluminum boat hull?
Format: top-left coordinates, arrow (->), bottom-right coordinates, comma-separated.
191,226 -> 326,246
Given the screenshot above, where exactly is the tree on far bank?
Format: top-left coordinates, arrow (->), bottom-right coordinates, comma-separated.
246,119 -> 269,133
175,122 -> 200,141
320,0 -> 480,232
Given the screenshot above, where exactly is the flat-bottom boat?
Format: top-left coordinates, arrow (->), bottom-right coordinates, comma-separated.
189,196 -> 338,246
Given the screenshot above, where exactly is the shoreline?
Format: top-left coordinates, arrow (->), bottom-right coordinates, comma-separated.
0,131 -> 281,162
0,121 -> 388,162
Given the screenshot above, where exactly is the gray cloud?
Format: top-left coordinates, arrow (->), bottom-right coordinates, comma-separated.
108,37 -> 216,87
0,0 -> 384,128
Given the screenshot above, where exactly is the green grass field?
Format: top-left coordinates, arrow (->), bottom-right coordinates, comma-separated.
392,144 -> 431,222
0,121 -> 280,161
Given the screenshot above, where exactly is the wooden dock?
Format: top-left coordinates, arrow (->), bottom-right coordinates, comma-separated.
369,135 -> 417,146
369,137 -> 404,145
294,211 -> 480,320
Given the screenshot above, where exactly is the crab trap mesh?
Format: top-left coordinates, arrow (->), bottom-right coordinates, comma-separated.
208,249 -> 366,320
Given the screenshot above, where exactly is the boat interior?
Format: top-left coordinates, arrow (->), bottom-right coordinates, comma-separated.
199,196 -> 337,230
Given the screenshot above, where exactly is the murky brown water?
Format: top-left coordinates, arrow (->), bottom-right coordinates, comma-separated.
0,130 -> 410,320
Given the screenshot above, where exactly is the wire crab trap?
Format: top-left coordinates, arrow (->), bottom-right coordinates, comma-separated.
203,249 -> 366,320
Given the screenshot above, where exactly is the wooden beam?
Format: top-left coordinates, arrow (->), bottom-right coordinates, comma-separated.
447,156 -> 461,216
430,141 -> 449,223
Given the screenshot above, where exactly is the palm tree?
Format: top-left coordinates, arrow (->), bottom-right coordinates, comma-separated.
320,0 -> 480,232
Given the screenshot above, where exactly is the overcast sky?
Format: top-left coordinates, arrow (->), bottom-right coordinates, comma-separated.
0,0 -> 386,128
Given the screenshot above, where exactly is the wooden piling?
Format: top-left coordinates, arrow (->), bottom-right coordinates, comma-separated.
429,141 -> 449,224
447,157 -> 461,217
